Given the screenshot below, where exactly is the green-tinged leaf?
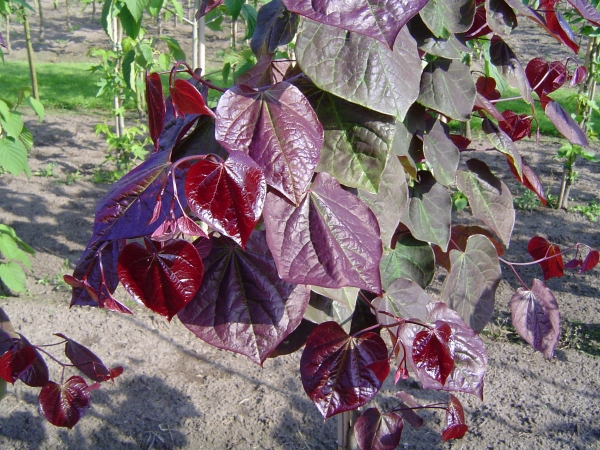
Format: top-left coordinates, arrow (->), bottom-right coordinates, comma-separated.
0,262 -> 27,293
225,0 -> 243,20
456,159 -> 515,246
0,233 -> 32,269
25,97 -> 44,122
296,20 -> 422,121
136,43 -> 154,67
392,120 -> 418,179
401,171 -> 451,252
146,0 -> 164,17
205,7 -> 224,31
420,0 -> 476,37
122,50 -> 137,91
240,4 -> 257,40
125,0 -> 146,21
120,5 -> 141,39
0,379 -> 6,403
373,278 -> 431,324
0,111 -> 23,139
0,225 -> 34,256
481,118 -> 522,178
299,82 -> 395,193
423,118 -> 459,186
0,100 -> 10,122
358,153 -> 409,248
170,0 -> 184,20
441,235 -> 501,332
305,288 -> 357,333
101,0 -> 115,37
158,52 -> 170,70
19,127 -> 33,152
160,36 -> 186,62
0,138 -> 29,177
380,234 -> 434,290
418,58 -> 476,121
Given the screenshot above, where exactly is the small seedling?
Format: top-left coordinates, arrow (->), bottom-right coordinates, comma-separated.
56,171 -> 83,185
33,163 -> 58,178
571,200 -> 600,222
513,188 -> 541,211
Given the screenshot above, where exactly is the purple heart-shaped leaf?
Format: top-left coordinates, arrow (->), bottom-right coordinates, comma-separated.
38,376 -> 91,429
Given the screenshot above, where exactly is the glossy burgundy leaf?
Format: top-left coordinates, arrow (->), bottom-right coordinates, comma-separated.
543,4 -> 578,53
525,58 -> 567,104
0,344 -> 35,383
499,110 -> 532,141
300,321 -> 389,418
215,82 -> 323,205
178,231 -> 311,365
465,1 -> 492,39
250,1 -> 299,57
507,155 -> 547,206
433,225 -> 505,272
282,0 -> 429,49
185,151 -> 266,248
395,391 -> 424,428
236,56 -> 291,88
264,172 -> 382,294
398,302 -> 487,399
412,322 -> 455,386
169,78 -> 215,117
118,238 -> 203,320
566,0 -> 600,27
354,407 -> 404,450
571,65 -> 587,87
510,278 -> 560,359
581,250 -> 599,272
527,236 -> 564,280
544,100 -> 589,146
449,134 -> 472,151
441,394 -> 469,441
476,76 -> 501,101
38,376 -> 91,429
146,72 -> 166,148
56,333 -> 122,382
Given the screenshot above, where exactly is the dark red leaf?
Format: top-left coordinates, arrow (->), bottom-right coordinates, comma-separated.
507,156 -> 547,206
441,394 -> 469,441
185,151 -> 266,248
118,238 -> 204,320
354,407 -> 404,450
412,322 -> 454,386
38,376 -> 91,429
169,78 -> 215,117
564,258 -> 583,269
178,231 -> 311,365
449,134 -> 472,151
146,72 -> 166,148
56,333 -> 122,382
300,322 -> 389,418
0,344 -> 35,383
527,236 -> 564,280
581,250 -> 599,272
499,110 -> 532,141
476,76 -> 501,101
543,4 -> 579,53
525,58 -> 567,105
465,2 -> 492,39
395,391 -> 424,428
510,278 -> 560,359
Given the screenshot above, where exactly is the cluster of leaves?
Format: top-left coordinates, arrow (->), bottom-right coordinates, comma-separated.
0,84 -> 43,293
64,0 -> 600,446
0,308 -> 122,428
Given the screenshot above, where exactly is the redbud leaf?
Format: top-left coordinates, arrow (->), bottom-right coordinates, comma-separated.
264,172 -> 383,294
412,322 -> 455,386
489,35 -> 533,105
56,333 -> 123,382
441,394 -> 469,441
0,343 -> 35,383
170,78 -> 215,117
510,278 -> 560,359
354,407 -> 404,450
581,249 -> 599,272
566,0 -> 600,27
300,322 -> 390,418
499,110 -> 532,141
118,238 -> 204,320
185,152 -> 266,248
146,72 -> 166,147
507,155 -> 547,206
525,58 -> 566,103
38,376 -> 91,429
527,236 -> 564,280
178,231 -> 311,365
395,391 -> 424,428
544,100 -> 589,146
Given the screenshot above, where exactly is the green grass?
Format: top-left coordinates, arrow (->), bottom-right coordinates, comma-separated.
0,61 -> 113,111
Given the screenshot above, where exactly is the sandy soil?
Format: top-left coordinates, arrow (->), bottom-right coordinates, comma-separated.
1,3 -> 599,450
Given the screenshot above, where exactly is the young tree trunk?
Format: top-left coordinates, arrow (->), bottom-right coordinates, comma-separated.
4,16 -> 11,54
23,10 -> 40,100
231,19 -> 237,49
35,0 -> 45,40
199,15 -> 205,72
92,0 -> 96,23
192,0 -> 199,70
65,0 -> 71,30
157,13 -> 162,35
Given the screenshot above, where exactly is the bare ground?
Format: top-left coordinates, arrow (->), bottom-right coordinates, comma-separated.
1,2 -> 599,449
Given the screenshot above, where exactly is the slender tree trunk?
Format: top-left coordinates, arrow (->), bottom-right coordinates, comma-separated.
111,16 -> 123,138
35,0 -> 45,40
23,10 -> 40,100
92,0 -> 96,23
192,0 -> 199,70
199,16 -> 205,73
337,410 -> 359,450
4,16 -> 11,54
65,0 -> 71,30
157,13 -> 162,35
231,19 -> 237,49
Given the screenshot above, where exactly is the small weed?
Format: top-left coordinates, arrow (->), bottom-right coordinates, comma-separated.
37,259 -> 71,291
571,200 -> 600,222
452,191 -> 468,211
33,163 -> 58,178
56,170 -> 83,185
92,168 -> 124,184
513,188 -> 541,211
